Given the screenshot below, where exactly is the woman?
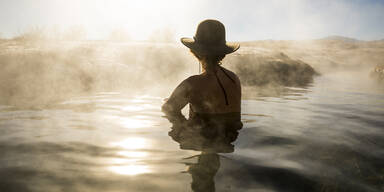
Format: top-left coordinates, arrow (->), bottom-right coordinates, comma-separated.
162,19 -> 242,136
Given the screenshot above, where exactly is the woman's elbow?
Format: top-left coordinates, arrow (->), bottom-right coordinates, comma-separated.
161,102 -> 173,114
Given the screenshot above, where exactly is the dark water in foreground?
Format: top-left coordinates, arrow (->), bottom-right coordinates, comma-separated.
0,71 -> 383,192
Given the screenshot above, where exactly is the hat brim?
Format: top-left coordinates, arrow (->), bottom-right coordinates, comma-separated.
181,37 -> 240,55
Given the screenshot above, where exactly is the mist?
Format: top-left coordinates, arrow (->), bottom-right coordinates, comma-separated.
1,1 -> 384,192
1,36 -> 383,108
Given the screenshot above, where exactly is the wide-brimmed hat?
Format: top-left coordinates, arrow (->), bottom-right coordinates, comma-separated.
181,19 -> 240,55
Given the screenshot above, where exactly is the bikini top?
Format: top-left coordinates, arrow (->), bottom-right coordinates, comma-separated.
214,66 -> 236,105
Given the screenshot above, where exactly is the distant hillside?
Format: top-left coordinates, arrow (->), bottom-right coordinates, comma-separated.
319,35 -> 360,42
240,36 -> 361,45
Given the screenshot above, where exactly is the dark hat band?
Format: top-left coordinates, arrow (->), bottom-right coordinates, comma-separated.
193,36 -> 226,46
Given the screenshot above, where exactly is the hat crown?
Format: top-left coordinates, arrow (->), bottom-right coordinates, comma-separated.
194,20 -> 226,45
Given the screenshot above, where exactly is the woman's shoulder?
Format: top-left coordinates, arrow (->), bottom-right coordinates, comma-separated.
177,75 -> 200,90
184,75 -> 203,83
186,75 -> 200,80
221,67 -> 241,83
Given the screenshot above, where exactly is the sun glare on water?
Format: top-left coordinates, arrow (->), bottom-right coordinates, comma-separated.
109,164 -> 150,176
108,155 -> 150,176
110,137 -> 149,149
120,117 -> 155,129
108,138 -> 152,175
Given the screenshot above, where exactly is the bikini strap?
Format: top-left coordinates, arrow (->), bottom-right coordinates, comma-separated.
220,66 -> 236,84
214,66 -> 237,106
214,72 -> 229,105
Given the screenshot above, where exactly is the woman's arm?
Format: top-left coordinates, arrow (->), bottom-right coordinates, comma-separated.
161,78 -> 191,124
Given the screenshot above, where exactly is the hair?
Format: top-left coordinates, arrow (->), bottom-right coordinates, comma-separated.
190,49 -> 225,72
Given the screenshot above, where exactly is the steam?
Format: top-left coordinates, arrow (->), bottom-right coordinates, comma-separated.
1,36 -> 383,107
0,41 -> 195,107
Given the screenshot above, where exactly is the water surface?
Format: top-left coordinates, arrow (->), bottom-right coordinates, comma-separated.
0,72 -> 383,192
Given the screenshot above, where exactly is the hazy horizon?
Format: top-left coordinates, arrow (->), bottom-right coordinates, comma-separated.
1,0 -> 384,41
1,1 -> 384,192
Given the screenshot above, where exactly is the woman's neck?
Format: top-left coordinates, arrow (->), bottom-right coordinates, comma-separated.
201,61 -> 219,75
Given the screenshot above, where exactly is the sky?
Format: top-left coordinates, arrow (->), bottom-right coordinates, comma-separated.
0,0 -> 383,41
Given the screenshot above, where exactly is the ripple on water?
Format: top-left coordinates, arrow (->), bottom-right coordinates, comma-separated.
0,73 -> 383,192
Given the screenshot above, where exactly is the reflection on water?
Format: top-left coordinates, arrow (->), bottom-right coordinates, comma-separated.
111,137 -> 150,149
108,163 -> 150,176
164,103 -> 241,192
109,137 -> 152,175
188,153 -> 221,192
0,72 -> 383,192
119,116 -> 155,129
108,137 -> 151,175
117,151 -> 148,158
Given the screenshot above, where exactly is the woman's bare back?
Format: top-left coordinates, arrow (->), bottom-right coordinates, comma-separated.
187,67 -> 241,114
